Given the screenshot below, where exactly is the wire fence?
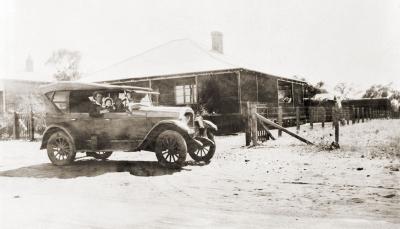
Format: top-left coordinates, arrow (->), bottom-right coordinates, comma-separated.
0,112 -> 46,140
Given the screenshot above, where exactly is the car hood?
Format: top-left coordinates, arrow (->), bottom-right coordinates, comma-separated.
140,106 -> 194,118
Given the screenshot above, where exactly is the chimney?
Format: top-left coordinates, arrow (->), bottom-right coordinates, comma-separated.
25,54 -> 34,72
211,31 -> 223,54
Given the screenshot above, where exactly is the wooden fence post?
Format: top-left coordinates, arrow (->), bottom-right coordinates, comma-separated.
245,101 -> 251,146
386,107 -> 390,119
251,103 -> 258,146
309,107 -> 313,129
278,106 -> 283,137
345,107 -> 350,125
321,107 -> 325,128
369,107 -> 372,120
29,111 -> 34,141
356,107 -> 360,123
351,106 -> 355,124
296,107 -> 300,133
333,107 -> 340,148
361,107 -> 365,123
13,112 -> 19,140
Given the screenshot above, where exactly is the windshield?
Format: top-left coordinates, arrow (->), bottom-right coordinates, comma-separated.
122,91 -> 156,112
133,93 -> 153,107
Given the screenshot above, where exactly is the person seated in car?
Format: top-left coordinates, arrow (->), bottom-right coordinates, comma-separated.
113,97 -> 126,112
103,97 -> 114,112
89,91 -> 109,117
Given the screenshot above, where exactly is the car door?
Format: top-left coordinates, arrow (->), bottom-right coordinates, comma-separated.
102,109 -> 148,151
68,90 -> 104,150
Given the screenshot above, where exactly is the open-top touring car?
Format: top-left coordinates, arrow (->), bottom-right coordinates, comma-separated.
39,82 -> 217,168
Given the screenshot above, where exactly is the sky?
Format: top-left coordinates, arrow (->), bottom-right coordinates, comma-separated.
1,0 -> 400,95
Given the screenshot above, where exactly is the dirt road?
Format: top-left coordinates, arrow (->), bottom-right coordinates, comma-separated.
1,120 -> 399,228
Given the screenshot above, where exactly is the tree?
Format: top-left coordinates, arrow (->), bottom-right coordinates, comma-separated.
363,83 -> 400,112
292,76 -> 327,98
333,82 -> 355,99
198,77 -> 221,114
46,49 -> 81,81
304,81 -> 327,98
362,84 -> 391,98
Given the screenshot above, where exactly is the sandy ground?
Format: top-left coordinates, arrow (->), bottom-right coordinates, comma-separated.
0,119 -> 399,228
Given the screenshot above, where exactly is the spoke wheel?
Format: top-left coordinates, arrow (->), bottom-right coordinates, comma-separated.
188,132 -> 216,163
155,130 -> 187,168
87,151 -> 113,160
47,131 -> 76,166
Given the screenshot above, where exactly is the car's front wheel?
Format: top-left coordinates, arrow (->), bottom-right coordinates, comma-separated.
188,132 -> 216,163
46,131 -> 76,166
86,151 -> 113,160
155,130 -> 187,168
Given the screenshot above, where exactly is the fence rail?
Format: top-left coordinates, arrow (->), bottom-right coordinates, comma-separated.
245,101 -> 394,147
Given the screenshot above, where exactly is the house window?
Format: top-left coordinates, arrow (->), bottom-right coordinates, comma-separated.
175,84 -> 197,105
278,80 -> 293,104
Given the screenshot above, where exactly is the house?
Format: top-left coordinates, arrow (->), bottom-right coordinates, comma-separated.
81,32 -> 307,132
0,77 -> 50,116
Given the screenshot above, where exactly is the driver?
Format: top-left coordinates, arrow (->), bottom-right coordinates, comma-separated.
89,91 -> 109,117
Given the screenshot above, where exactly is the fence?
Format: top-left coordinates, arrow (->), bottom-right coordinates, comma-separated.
0,112 -> 46,140
244,101 -> 393,147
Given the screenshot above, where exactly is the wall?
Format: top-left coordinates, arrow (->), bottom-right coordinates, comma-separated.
124,72 -> 240,114
119,71 -> 306,113
239,71 -> 257,103
108,70 -> 307,133
126,77 -> 196,106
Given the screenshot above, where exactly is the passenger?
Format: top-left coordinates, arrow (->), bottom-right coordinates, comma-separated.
103,97 -> 114,112
113,98 -> 126,112
89,91 -> 109,117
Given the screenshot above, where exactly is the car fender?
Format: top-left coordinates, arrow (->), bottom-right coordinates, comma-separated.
203,120 -> 218,132
138,120 -> 194,151
40,123 -> 78,150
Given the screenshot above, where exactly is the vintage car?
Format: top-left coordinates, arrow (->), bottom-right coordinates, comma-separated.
39,82 -> 217,168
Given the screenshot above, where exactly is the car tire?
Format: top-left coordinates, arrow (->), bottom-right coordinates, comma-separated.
86,151 -> 113,160
155,130 -> 187,168
188,132 -> 216,163
47,131 -> 76,166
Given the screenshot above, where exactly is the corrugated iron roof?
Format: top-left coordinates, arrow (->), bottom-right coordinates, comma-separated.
79,39 -> 307,84
79,39 -> 239,82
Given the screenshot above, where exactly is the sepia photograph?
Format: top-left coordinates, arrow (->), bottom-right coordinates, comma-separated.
0,0 -> 399,228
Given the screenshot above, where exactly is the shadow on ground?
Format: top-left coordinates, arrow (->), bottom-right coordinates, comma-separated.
0,159 -> 186,179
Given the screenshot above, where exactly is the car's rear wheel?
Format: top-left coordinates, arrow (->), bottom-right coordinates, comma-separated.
155,130 -> 187,168
188,132 -> 216,163
86,151 -> 113,160
47,131 -> 76,166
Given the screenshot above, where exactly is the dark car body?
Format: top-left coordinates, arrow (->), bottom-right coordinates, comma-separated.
39,82 -> 217,167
